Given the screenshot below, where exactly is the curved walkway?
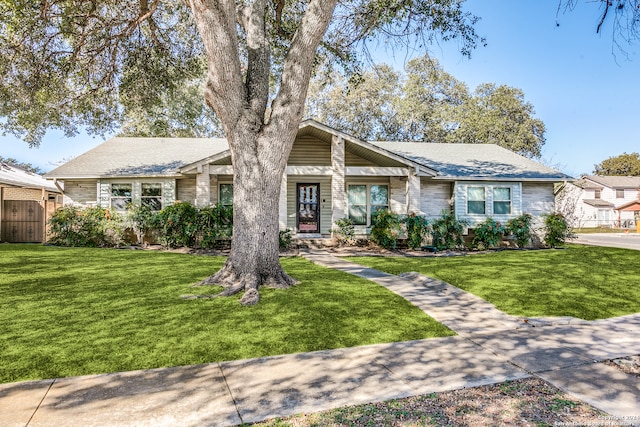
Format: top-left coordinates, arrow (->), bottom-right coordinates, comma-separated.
1,252 -> 639,426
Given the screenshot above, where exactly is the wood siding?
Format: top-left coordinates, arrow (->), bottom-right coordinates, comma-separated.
288,136 -> 331,166
345,151 -> 377,166
63,181 -> 97,205
176,178 -> 196,203
522,182 -> 555,231
421,180 -> 452,219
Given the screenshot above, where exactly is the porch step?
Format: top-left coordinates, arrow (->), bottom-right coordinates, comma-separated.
293,236 -> 335,249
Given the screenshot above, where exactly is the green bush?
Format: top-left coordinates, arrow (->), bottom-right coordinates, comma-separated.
543,212 -> 575,248
126,204 -> 158,244
197,204 -> 233,248
370,209 -> 401,250
153,202 -> 199,248
430,210 -> 467,250
472,217 -> 506,249
331,217 -> 356,246
506,213 -> 534,248
49,206 -> 125,247
279,228 -> 293,250
402,213 -> 429,250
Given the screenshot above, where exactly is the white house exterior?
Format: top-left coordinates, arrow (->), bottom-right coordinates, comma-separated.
557,176 -> 640,228
45,120 -> 571,235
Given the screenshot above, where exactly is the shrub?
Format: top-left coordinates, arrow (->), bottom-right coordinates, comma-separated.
49,206 -> 125,247
331,217 -> 356,246
506,213 -> 534,248
153,202 -> 199,248
472,217 -> 506,249
197,204 -> 233,248
279,228 -> 293,250
126,204 -> 158,245
430,210 -> 468,250
543,212 -> 575,248
402,213 -> 429,250
370,209 -> 401,250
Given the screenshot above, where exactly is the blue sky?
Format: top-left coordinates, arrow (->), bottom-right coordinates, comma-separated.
1,1 -> 638,177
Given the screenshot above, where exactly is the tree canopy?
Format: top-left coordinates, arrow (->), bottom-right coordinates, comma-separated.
594,152 -> 640,176
305,55 -> 546,158
0,0 -> 483,145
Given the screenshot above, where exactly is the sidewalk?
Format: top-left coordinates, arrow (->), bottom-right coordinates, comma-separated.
1,253 -> 639,426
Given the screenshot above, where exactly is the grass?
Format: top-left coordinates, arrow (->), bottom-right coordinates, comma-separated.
348,245 -> 640,321
0,244 -> 452,384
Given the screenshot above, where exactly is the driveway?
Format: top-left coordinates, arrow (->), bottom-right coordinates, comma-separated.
574,233 -> 640,251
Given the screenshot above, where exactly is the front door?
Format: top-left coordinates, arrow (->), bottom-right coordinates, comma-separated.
297,183 -> 320,233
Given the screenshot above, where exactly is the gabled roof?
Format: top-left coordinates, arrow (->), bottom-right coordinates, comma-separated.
44,121 -> 570,182
45,137 -> 228,179
583,199 -> 615,208
582,175 -> 640,189
0,163 -> 59,192
615,199 -> 640,211
179,120 -> 438,176
369,142 -> 571,181
572,178 -> 603,190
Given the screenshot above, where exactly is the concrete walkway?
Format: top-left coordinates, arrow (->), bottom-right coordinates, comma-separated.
1,253 -> 639,426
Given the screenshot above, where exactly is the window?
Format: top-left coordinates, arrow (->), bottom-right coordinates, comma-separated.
141,183 -> 162,211
493,187 -> 512,215
467,187 -> 486,214
594,189 -> 601,199
616,189 -> 625,198
111,184 -> 132,210
347,184 -> 389,226
348,185 -> 367,225
370,185 -> 389,222
219,183 -> 233,207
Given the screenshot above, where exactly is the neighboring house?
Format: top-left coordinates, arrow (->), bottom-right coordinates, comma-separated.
0,162 -> 62,243
556,176 -> 640,228
45,120 -> 571,236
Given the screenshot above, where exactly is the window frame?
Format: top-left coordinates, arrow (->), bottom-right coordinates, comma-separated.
347,183 -> 390,226
616,189 -> 625,198
466,186 -> 486,215
219,183 -> 234,207
110,183 -> 132,211
594,189 -> 601,199
492,187 -> 512,215
141,183 -> 163,211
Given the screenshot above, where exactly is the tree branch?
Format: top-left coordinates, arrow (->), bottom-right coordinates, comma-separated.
243,0 -> 270,123
268,0 -> 338,134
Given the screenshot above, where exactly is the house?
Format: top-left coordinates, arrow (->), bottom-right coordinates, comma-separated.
556,176 -> 640,228
45,120 -> 571,236
0,162 -> 62,243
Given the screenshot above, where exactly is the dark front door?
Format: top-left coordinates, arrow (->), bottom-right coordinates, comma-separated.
297,183 -> 320,233
2,200 -> 44,243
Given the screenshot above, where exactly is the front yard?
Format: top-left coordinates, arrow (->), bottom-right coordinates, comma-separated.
349,245 -> 640,320
0,244 -> 451,384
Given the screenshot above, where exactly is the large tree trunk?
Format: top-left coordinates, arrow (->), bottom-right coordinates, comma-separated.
193,120 -> 297,305
185,0 -> 338,304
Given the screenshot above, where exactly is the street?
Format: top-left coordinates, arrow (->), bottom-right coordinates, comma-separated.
574,233 -> 640,251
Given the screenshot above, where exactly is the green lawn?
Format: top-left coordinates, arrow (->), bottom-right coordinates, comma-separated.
348,245 -> 640,321
0,244 -> 452,384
